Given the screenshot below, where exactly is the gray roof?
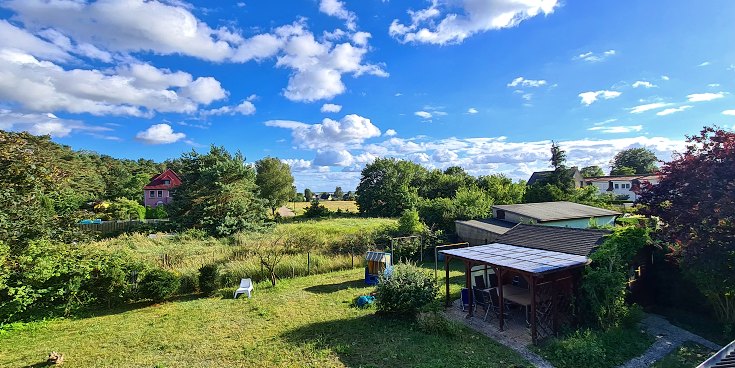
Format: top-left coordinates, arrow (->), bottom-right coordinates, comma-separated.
440,243 -> 589,275
454,218 -> 516,235
496,223 -> 610,256
527,171 -> 553,186
493,201 -> 621,222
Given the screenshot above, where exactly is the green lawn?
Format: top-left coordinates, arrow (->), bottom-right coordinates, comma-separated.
0,268 -> 529,368
652,342 -> 714,368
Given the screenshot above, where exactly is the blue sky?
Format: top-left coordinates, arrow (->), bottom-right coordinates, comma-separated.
1,0 -> 734,191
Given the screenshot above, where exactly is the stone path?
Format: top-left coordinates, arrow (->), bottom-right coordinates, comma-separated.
618,314 -> 722,368
276,206 -> 295,217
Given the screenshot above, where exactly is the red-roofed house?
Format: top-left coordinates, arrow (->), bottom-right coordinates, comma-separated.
143,169 -> 181,207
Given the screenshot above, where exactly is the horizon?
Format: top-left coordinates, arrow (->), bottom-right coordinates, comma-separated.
1,1 -> 733,191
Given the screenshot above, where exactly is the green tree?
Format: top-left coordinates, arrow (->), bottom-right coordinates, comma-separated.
255,157 -> 295,216
453,186 -> 494,220
476,174 -> 526,204
610,148 -> 659,175
303,188 -> 313,202
333,186 -> 344,200
356,158 -> 425,217
418,169 -> 474,199
525,143 -> 575,202
168,146 -> 267,236
550,141 -> 567,170
580,165 -> 605,178
398,208 -> 426,235
344,191 -> 355,201
107,198 -> 145,220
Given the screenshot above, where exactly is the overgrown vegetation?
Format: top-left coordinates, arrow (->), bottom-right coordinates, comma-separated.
375,263 -> 437,314
536,327 -> 653,368
651,342 -> 714,368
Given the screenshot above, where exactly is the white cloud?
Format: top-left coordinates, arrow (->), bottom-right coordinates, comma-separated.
203,100 -> 256,116
687,92 -> 725,102
698,61 -> 711,67
265,114 -> 381,150
384,129 -> 397,136
135,123 -> 186,144
507,77 -> 547,88
661,75 -> 670,81
389,0 -> 559,45
722,110 -> 735,116
0,19 -> 70,61
319,0 -> 357,31
0,50 -> 225,116
629,102 -> 672,114
575,49 -> 616,63
632,81 -> 656,88
656,105 -> 692,116
314,149 -> 353,166
282,158 -> 312,172
432,149 -> 458,162
320,103 -> 342,113
588,125 -> 643,134
0,109 -> 113,138
467,107 -> 478,114
708,83 -> 720,87
578,90 -> 621,105
415,111 -> 432,119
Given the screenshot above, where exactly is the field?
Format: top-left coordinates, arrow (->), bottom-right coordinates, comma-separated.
287,200 -> 359,215
0,268 -> 530,368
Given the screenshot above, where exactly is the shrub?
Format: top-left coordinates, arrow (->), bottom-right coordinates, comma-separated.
138,269 -> 180,302
175,228 -> 208,241
417,311 -> 462,336
375,263 -> 436,314
303,199 -> 331,218
198,264 -> 220,296
178,272 -> 198,294
397,209 -> 425,235
540,329 -> 607,368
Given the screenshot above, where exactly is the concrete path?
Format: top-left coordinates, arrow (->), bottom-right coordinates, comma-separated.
276,206 -> 296,217
618,314 -> 722,368
443,300 -> 554,368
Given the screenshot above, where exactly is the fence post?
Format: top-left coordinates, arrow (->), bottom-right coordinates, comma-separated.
307,252 -> 311,275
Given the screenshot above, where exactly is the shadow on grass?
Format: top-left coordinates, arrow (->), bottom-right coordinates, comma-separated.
71,294 -> 204,320
303,279 -> 366,294
280,313 -> 531,368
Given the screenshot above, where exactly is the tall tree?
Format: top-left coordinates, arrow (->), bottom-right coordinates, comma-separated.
525,142 -> 574,202
476,174 -> 526,204
303,188 -> 313,202
610,148 -> 659,175
333,186 -> 344,200
550,141 -> 567,170
356,158 -> 425,217
580,165 -> 605,178
255,157 -> 295,216
168,146 -> 267,236
637,127 -> 735,325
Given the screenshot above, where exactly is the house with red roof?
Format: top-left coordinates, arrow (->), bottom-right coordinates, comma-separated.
143,169 -> 181,207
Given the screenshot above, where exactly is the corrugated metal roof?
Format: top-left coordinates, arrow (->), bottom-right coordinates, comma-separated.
493,201 -> 620,222
365,251 -> 390,262
440,243 -> 589,275
455,218 -> 516,235
497,223 -> 610,256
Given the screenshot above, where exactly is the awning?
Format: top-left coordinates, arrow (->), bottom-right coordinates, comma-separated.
440,243 -> 589,275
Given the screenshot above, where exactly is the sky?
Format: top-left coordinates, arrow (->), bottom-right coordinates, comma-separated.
0,0 -> 734,192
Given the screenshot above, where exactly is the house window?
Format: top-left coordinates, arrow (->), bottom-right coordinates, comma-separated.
157,190 -> 163,198
163,180 -> 171,185
149,191 -> 155,198
614,184 -> 619,189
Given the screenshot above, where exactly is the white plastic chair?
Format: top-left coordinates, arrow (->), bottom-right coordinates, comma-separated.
233,278 -> 253,299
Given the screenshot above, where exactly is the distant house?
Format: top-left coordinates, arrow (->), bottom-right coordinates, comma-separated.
143,169 -> 181,207
455,201 -> 620,245
527,167 -> 585,189
585,174 -> 660,202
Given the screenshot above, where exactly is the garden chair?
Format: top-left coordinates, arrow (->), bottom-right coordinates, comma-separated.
472,287 -> 492,321
474,275 -> 487,290
233,278 -> 253,299
488,287 -> 512,321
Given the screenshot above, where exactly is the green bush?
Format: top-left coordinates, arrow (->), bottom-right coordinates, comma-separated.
176,228 -> 209,241
397,209 -> 425,235
198,264 -> 220,296
375,263 -> 436,315
138,269 -> 180,302
303,200 -> 332,218
178,271 -> 198,294
416,311 -> 462,336
540,329 -> 607,368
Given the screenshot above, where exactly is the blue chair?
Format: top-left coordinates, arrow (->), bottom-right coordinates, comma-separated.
460,288 -> 470,311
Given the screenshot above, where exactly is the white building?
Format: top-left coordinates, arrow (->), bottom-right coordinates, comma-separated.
585,175 -> 660,202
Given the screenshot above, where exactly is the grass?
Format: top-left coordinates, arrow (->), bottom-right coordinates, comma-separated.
0,267 -> 530,368
651,342 -> 715,368
535,326 -> 654,368
287,201 -> 359,215
652,306 -> 735,345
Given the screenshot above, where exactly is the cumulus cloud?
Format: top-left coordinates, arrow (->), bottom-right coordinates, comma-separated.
135,123 -> 186,144
578,90 -> 621,105
656,105 -> 692,116
0,50 -> 226,116
282,158 -> 312,171
265,113 -> 381,150
320,103 -> 342,113
632,80 -> 656,88
0,19 -> 71,61
467,107 -> 478,114
0,109 -> 113,138
588,125 -> 643,133
384,129 -> 397,136
721,110 -> 735,116
575,49 -> 616,62
687,92 -> 725,102
203,100 -> 256,116
314,149 -> 353,166
628,102 -> 672,114
389,0 -> 558,45
319,0 -> 357,31
415,111 -> 432,119
507,77 -> 547,88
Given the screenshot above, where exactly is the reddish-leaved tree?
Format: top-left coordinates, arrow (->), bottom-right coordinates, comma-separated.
637,126 -> 735,325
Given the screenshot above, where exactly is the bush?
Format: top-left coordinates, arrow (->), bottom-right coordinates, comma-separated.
417,311 -> 462,336
198,264 -> 220,296
138,269 -> 180,302
178,272 -> 198,294
397,209 -> 425,235
375,263 -> 436,314
540,329 -> 607,368
303,199 -> 332,218
175,228 -> 208,241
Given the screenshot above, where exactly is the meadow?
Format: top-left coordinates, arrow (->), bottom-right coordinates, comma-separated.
287,200 -> 359,215
0,268 -> 531,368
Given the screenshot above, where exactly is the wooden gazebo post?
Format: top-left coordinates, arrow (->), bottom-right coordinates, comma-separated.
530,275 -> 537,344
444,255 -> 451,307
465,261 -> 473,317
497,266 -> 504,331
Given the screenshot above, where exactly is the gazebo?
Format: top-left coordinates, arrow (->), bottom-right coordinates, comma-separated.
441,243 -> 590,344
